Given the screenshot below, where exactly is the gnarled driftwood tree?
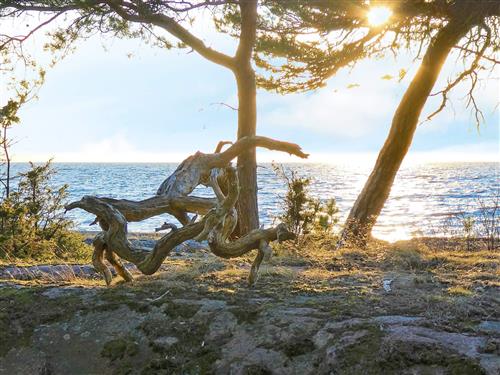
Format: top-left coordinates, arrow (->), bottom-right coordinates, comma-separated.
65,136 -> 308,286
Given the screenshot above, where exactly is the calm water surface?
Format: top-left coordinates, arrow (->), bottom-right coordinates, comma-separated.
10,162 -> 500,241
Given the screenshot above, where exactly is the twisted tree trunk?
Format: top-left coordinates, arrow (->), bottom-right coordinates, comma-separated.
341,16 -> 473,247
66,136 -> 307,286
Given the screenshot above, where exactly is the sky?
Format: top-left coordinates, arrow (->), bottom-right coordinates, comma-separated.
2,11 -> 499,165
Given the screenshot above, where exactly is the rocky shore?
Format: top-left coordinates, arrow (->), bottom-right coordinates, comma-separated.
1,239 -> 499,374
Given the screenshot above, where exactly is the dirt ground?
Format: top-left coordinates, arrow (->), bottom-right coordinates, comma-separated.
0,238 -> 499,374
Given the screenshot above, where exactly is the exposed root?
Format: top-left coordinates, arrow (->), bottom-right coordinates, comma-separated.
155,222 -> 178,232
92,234 -> 112,286
66,136 -> 306,285
248,239 -> 272,287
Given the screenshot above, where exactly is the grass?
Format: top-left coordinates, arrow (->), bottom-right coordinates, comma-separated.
447,286 -> 473,296
1,235 -> 498,329
3,235 -> 498,292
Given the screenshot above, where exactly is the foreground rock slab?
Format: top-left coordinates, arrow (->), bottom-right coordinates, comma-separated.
1,278 -> 498,375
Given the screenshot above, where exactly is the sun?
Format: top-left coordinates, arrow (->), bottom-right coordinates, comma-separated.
367,6 -> 392,26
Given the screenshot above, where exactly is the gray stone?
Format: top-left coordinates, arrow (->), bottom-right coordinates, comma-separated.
42,287 -> 80,299
479,321 -> 500,335
0,305 -> 149,375
480,355 -> 500,375
173,240 -> 208,254
323,330 -> 370,367
313,328 -> 334,349
206,311 -> 238,342
384,325 -> 486,358
152,336 -> 179,348
373,315 -> 425,325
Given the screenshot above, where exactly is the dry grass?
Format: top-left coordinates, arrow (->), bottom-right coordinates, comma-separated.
2,235 -> 498,331
447,286 -> 473,296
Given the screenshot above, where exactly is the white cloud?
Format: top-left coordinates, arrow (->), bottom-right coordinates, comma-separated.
256,142 -> 499,164
12,134 -> 187,162
407,141 -> 499,163
260,84 -> 398,138
266,53 -> 500,139
258,57 -> 412,138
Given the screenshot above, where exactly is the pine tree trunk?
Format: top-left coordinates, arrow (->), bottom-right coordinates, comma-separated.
235,66 -> 259,235
342,18 -> 471,247
234,0 -> 259,235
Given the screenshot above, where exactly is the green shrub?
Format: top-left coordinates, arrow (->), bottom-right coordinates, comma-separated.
273,164 -> 339,242
0,161 -> 91,261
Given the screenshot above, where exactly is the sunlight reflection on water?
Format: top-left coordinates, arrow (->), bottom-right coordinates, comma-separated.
10,162 -> 499,242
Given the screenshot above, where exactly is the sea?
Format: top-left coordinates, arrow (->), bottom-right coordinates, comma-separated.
9,162 -> 500,242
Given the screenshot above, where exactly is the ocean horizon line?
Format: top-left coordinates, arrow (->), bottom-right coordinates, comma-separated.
9,160 -> 500,165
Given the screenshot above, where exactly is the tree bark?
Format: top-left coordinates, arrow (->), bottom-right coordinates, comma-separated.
65,136 -> 307,285
66,162 -> 298,285
341,17 -> 473,247
234,0 -> 259,236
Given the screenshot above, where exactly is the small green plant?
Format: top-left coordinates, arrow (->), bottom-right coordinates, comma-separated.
273,164 -> 339,242
0,161 -> 90,261
462,216 -> 475,251
316,198 -> 339,233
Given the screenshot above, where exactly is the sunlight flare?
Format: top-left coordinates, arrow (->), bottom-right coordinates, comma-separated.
367,6 -> 392,26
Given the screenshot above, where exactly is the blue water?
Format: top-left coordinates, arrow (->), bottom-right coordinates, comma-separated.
9,162 -> 500,241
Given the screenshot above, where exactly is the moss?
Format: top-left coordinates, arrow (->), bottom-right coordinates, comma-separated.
0,286 -> 84,356
169,320 -> 209,352
326,294 -> 371,319
331,324 -> 484,375
143,345 -> 220,375
0,287 -> 36,300
142,330 -> 219,374
332,325 -> 386,374
138,296 -> 218,374
101,336 -> 141,375
243,365 -> 272,375
230,305 -> 262,324
180,347 -> 220,375
0,288 -> 38,354
380,344 -> 485,375
96,288 -> 151,313
101,337 -> 139,361
140,315 -> 170,340
141,358 -> 177,374
2,236 -> 498,374
445,358 -> 485,375
164,302 -> 200,319
283,338 -> 315,358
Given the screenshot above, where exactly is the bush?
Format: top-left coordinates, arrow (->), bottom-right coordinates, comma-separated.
273,164 -> 339,242
0,161 -> 90,261
433,193 -> 500,251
